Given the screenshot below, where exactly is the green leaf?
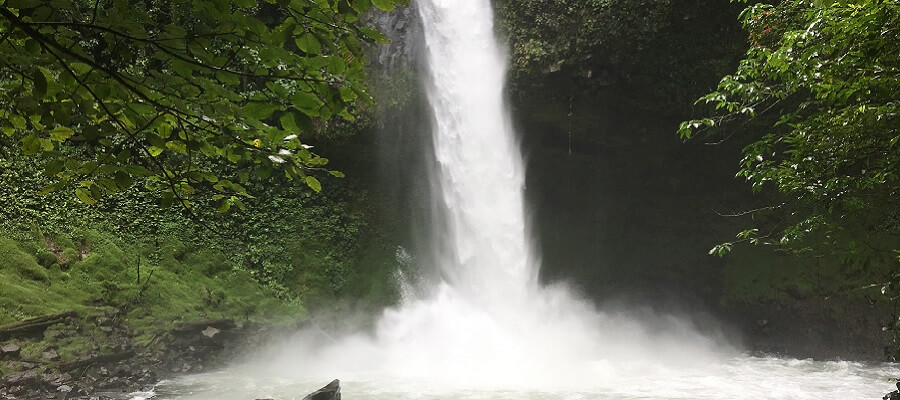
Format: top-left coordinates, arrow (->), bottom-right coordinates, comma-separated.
114,171 -> 133,189
232,198 -> 246,211
339,86 -> 357,102
75,187 -> 98,205
217,199 -> 232,213
96,178 -> 119,193
148,146 -> 165,157
328,170 -> 345,178
244,102 -> 276,120
216,70 -> 240,85
23,39 -> 40,53
10,115 -> 27,130
122,165 -> 153,177
32,70 -> 47,98
166,140 -> 187,154
38,138 -> 53,151
305,176 -> 322,192
44,159 -> 66,176
160,190 -> 175,208
171,60 -> 193,78
290,91 -> 321,113
295,33 -> 322,55
350,0 -> 372,13
49,126 -> 74,141
371,0 -> 395,11
359,27 -> 390,44
38,181 -> 65,196
280,112 -> 299,133
21,135 -> 39,155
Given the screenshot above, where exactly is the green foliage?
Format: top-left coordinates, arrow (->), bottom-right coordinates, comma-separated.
1,133 -> 399,312
0,229 -> 304,333
495,0 -> 748,115
681,0 -> 899,358
681,0 -> 899,248
497,0 -> 672,78
0,0 -> 408,209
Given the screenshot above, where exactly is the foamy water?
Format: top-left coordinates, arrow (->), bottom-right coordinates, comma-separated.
142,356 -> 897,400
129,0 -> 899,398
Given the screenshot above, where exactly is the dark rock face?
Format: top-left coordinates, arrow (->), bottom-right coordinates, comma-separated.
366,4 -> 422,71
5,369 -> 38,385
303,379 -> 341,400
884,381 -> 900,400
0,314 -> 281,400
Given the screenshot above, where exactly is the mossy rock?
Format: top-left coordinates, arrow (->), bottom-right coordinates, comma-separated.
35,250 -> 57,268
60,247 -> 79,268
0,238 -> 49,282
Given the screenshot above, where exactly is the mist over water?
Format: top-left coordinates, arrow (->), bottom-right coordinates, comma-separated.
143,1 -> 898,398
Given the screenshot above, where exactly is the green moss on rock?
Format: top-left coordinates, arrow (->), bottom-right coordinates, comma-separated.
0,238 -> 49,283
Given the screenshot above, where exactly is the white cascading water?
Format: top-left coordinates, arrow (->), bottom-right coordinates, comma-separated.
143,1 -> 899,398
419,0 -> 536,302
355,0 -> 728,385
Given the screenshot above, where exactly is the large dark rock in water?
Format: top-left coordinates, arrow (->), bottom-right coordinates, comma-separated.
303,379 -> 340,400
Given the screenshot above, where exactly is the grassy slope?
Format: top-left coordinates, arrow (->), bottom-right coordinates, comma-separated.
0,230 -> 306,326
0,229 -> 305,365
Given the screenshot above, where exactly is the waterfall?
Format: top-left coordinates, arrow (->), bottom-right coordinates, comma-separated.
418,0 -> 536,306
336,0 -> 726,386
248,0 -> 731,391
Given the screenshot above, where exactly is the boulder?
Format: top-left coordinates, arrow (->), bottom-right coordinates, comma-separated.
42,349 -> 60,361
42,372 -> 71,387
5,369 -> 39,386
201,326 -> 220,339
303,379 -> 340,400
1,342 -> 21,357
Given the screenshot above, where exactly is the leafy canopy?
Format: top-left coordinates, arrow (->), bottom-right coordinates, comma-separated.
0,0 -> 407,210
680,0 -> 898,255
680,0 -> 899,358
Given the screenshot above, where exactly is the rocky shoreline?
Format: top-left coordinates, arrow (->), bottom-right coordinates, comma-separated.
0,309 -> 280,400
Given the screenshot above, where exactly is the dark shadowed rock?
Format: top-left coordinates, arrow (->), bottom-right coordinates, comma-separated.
42,372 -> 71,387
173,319 -> 237,334
884,381 -> 900,400
5,369 -> 39,385
302,379 -> 340,400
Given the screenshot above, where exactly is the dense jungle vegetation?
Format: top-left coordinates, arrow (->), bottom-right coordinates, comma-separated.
0,0 -> 897,381
0,0 -> 407,371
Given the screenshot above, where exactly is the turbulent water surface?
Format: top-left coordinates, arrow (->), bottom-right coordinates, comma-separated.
142,357 -> 897,400
137,0 -> 898,398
